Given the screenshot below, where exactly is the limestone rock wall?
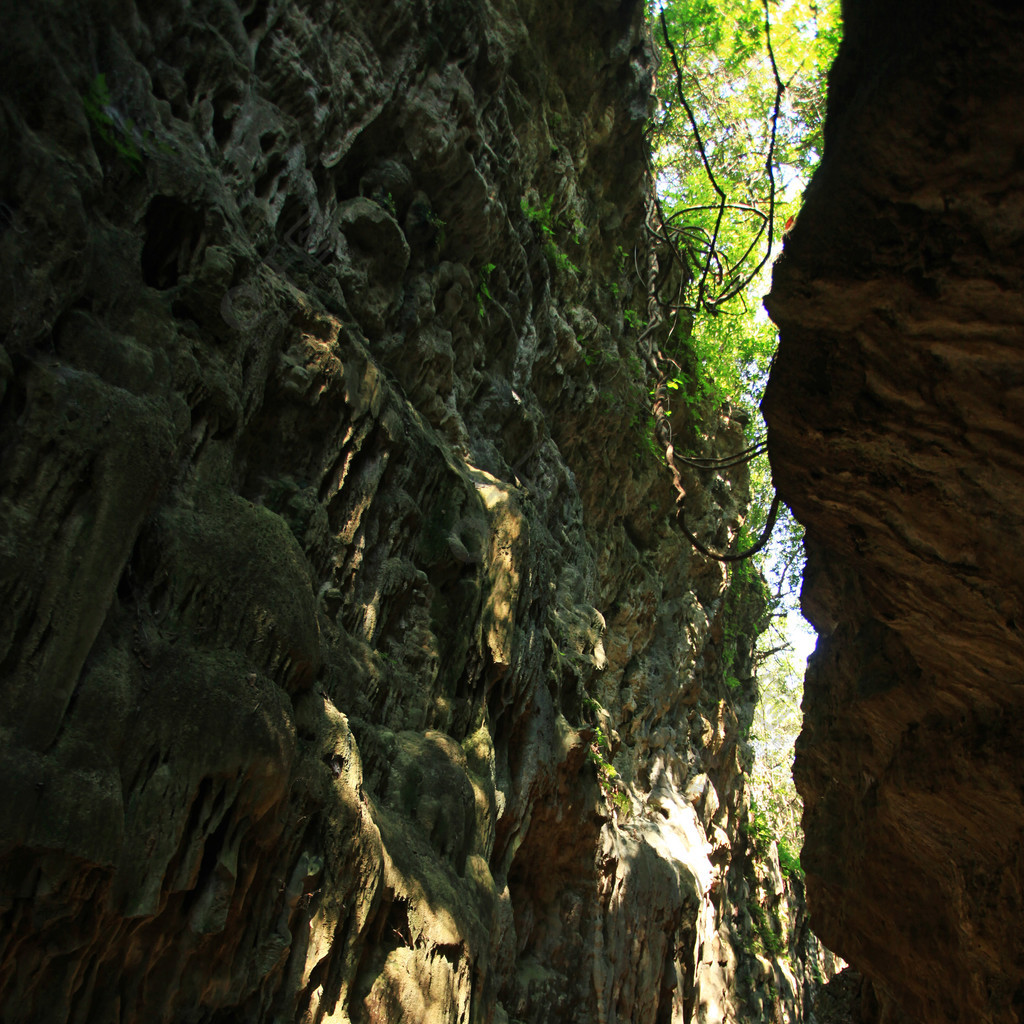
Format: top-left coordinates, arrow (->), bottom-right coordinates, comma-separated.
0,1 -> 828,1021
764,1 -> 1024,1021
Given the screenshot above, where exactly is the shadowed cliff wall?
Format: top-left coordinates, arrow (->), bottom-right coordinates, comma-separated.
0,1 -> 833,1021
765,1 -> 1024,1021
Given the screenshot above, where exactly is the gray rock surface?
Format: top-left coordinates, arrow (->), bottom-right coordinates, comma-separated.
0,1 -> 831,1021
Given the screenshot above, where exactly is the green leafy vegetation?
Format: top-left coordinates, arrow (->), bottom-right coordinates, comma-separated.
521,195 -> 580,275
582,695 -> 630,817
748,645 -> 805,874
82,74 -> 145,172
477,262 -> 497,317
644,0 -> 842,873
647,0 -> 841,438
649,0 -> 841,307
750,897 -> 785,957
373,189 -> 398,219
522,194 -> 558,236
429,210 -> 447,253
82,72 -> 174,172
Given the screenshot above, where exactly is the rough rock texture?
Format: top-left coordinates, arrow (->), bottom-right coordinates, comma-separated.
809,968 -> 869,1024
764,1 -> 1024,1021
0,1 -> 832,1022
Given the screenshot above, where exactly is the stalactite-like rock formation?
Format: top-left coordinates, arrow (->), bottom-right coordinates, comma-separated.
0,1 -> 831,1022
765,1 -> 1024,1021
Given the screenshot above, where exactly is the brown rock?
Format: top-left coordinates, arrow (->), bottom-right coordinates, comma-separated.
765,2 -> 1024,1020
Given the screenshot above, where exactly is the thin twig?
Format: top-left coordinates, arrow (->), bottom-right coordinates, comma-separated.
659,10 -> 725,317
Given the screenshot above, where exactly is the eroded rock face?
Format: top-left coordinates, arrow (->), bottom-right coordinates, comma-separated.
765,1 -> 1024,1021
0,1 -> 831,1021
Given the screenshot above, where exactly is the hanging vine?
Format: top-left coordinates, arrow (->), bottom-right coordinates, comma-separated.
640,0 -> 839,566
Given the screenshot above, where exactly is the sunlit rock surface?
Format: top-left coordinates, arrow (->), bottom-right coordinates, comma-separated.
0,1 -> 833,1021
765,1 -> 1024,1021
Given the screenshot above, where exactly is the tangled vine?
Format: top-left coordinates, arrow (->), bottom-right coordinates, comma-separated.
640,0 -> 786,562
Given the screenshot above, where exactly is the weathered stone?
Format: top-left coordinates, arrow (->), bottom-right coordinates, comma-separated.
0,0 -> 832,1021
765,1 -> 1024,1020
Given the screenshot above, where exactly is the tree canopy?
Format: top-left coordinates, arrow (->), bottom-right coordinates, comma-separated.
645,0 -> 842,864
